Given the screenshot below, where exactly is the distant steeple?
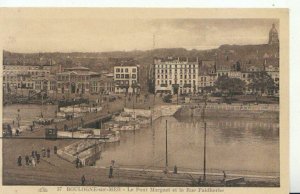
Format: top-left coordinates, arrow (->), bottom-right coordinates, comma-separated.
269,23 -> 279,45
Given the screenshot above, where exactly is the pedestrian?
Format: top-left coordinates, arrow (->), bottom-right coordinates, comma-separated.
36,153 -> 40,164
17,156 -> 22,166
54,146 -> 57,154
32,157 -> 36,167
31,150 -> 35,158
109,165 -> 113,178
47,148 -> 50,158
30,125 -> 33,132
42,147 -> 46,157
13,120 -> 15,126
222,171 -> 226,182
25,155 -> 29,165
35,151 -> 38,157
173,165 -> 178,174
81,175 -> 86,185
76,156 -> 80,168
16,128 -> 20,136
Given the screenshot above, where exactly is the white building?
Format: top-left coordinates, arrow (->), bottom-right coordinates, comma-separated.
113,65 -> 138,93
154,57 -> 199,94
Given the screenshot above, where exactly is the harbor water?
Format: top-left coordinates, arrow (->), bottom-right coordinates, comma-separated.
97,116 -> 279,177
2,104 -> 279,177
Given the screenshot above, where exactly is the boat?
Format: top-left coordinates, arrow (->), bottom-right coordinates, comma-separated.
92,129 -> 120,143
33,117 -> 54,125
118,121 -> 140,131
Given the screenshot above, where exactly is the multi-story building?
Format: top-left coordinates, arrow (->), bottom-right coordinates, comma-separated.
90,73 -> 114,95
3,64 -> 52,93
56,66 -> 99,96
113,65 -> 139,94
154,57 -> 199,94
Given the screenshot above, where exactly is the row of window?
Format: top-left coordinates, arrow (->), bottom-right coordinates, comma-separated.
115,74 -> 137,79
115,68 -> 137,73
157,74 -> 197,79
155,64 -> 197,69
156,69 -> 197,74
157,80 -> 196,85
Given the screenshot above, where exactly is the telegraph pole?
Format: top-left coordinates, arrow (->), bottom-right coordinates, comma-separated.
203,122 -> 207,182
165,120 -> 168,173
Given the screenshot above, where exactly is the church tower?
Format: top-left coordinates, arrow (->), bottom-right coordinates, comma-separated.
268,23 -> 279,45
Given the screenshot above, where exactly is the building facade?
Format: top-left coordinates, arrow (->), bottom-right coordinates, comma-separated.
56,66 -> 99,96
113,65 -> 139,94
154,57 -> 199,94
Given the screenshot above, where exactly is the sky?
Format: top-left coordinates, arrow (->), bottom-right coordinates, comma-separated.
1,15 -> 279,53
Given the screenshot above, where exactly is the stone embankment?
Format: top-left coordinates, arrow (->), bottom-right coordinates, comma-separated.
176,103 -> 279,119
124,103 -> 279,120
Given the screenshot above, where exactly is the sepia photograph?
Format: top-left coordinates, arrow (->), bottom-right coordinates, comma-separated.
0,8 -> 289,193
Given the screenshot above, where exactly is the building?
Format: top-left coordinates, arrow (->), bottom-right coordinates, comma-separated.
113,65 -> 139,94
198,60 -> 217,93
90,73 -> 114,95
154,57 -> 199,94
3,64 -> 52,94
56,66 -> 100,96
269,24 -> 279,45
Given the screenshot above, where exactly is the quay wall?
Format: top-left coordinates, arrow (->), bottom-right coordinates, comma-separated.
176,103 -> 279,119
124,103 -> 279,120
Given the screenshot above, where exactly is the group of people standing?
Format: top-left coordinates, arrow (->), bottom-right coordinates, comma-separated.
17,146 -> 58,167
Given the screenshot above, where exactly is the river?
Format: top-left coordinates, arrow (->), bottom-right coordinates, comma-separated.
97,116 -> 279,177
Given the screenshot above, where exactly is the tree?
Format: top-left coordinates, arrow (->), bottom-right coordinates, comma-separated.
248,71 -> 276,102
215,75 -> 246,102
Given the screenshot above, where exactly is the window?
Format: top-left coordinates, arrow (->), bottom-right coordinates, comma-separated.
116,74 -> 120,78
132,74 -> 136,79
125,68 -> 128,73
121,69 -> 124,73
132,68 -> 137,73
125,74 -> 129,79
121,74 -> 124,78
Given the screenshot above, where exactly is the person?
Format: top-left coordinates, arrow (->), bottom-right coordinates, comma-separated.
25,155 -> 29,165
31,157 -> 36,167
13,120 -> 15,126
81,175 -> 86,185
64,124 -> 68,131
76,156 -> 80,168
32,151 -> 35,158
17,156 -> 22,166
36,153 -> 40,164
173,165 -> 178,174
42,147 -> 46,157
16,128 -> 20,136
30,125 -> 33,132
47,148 -> 50,158
222,171 -> 226,182
109,165 -> 113,178
54,146 -> 57,154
